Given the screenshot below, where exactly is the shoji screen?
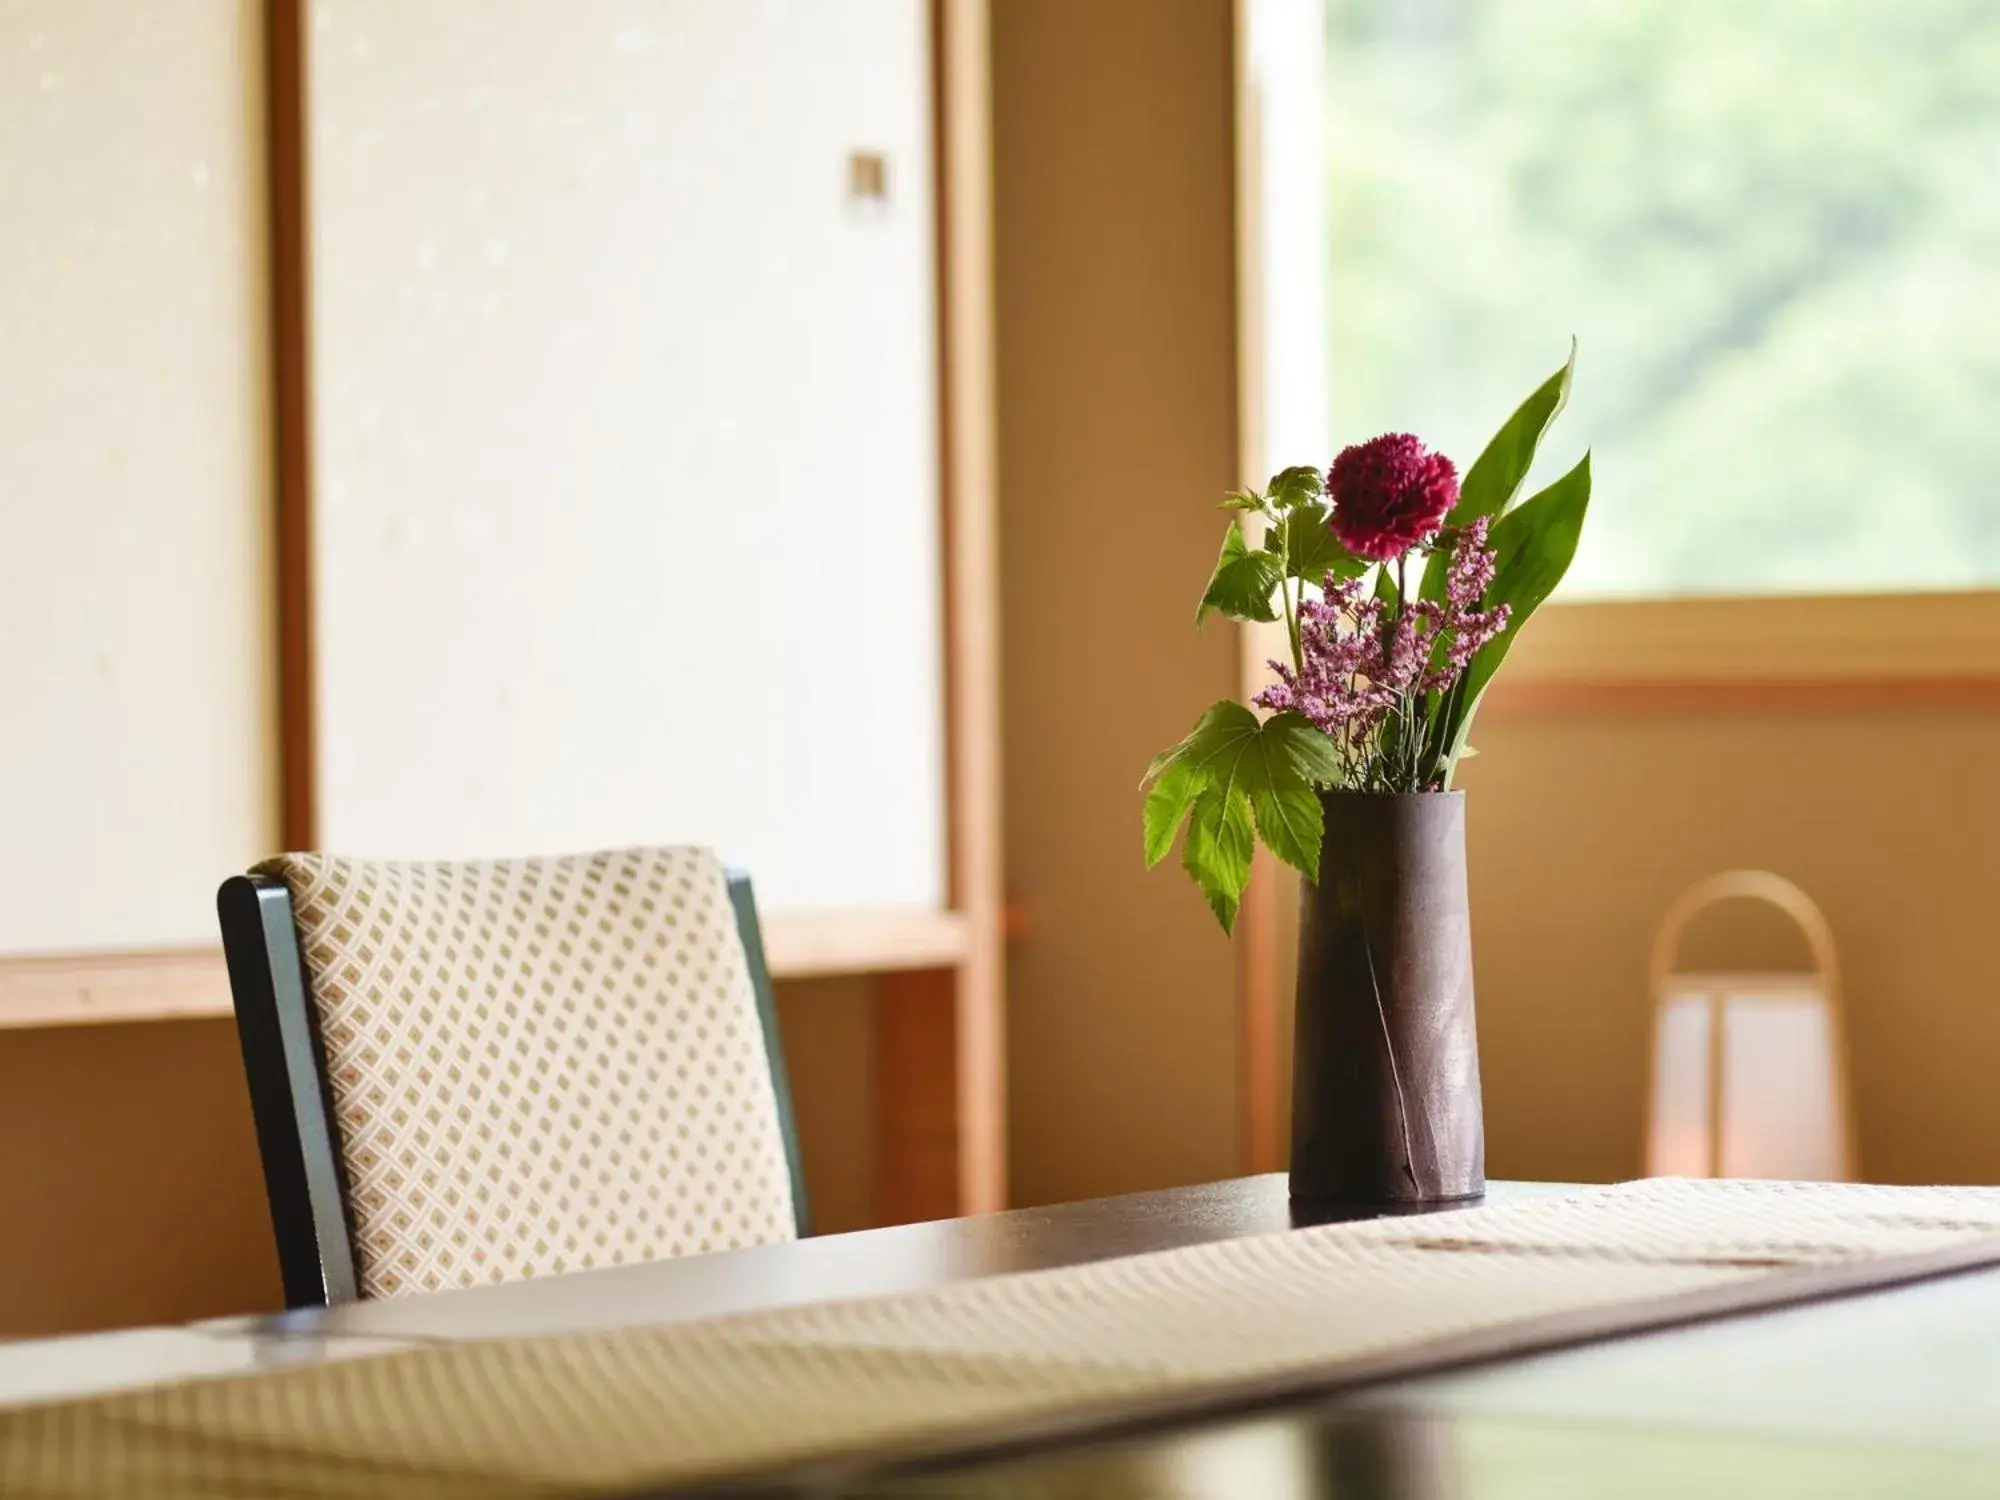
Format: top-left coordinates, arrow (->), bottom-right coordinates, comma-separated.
0,1 -> 275,953
308,0 -> 946,915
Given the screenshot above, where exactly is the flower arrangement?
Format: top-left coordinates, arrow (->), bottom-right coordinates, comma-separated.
1142,348 -> 1592,931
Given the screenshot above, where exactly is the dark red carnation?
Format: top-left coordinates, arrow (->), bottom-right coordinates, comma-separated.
1325,433 -> 1459,562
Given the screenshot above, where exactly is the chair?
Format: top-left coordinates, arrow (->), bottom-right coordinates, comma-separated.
217,846 -> 807,1308
1643,870 -> 1857,1182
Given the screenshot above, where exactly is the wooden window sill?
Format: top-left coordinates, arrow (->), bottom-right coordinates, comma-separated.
0,909 -> 979,1032
1485,592 -> 2000,715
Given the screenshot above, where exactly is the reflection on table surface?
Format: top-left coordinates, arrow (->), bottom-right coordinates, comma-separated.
828,1406 -> 2000,1500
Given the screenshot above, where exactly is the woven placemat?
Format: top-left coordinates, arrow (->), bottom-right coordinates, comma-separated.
5,1179 -> 1999,1499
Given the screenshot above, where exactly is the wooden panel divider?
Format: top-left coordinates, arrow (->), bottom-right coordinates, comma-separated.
264,0 -> 316,851
4,0 -> 1011,1231
869,0 -> 1010,1222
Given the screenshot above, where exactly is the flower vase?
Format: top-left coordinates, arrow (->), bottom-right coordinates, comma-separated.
1290,789 -> 1485,1207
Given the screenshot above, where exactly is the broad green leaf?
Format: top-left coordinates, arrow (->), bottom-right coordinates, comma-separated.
1143,703 -> 1341,927
1184,708 -> 1340,883
1250,784 -> 1324,881
1266,465 -> 1325,511
1141,700 -> 1251,788
1270,503 -> 1368,588
1196,522 -> 1283,625
1142,759 -> 1205,868
1449,341 -> 1577,527
1182,787 -> 1255,933
1171,704 -> 1341,803
1218,487 -> 1264,512
1240,709 -> 1345,790
1437,452 -> 1592,767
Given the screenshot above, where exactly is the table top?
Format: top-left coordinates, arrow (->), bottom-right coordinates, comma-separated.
5,1175 -> 1999,1496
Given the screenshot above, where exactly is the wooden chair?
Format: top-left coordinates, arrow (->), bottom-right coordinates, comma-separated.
218,847 -> 807,1308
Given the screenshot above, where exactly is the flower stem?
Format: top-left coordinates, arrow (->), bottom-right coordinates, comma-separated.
1279,513 -> 1304,677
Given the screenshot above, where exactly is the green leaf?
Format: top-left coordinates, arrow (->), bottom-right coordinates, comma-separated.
1218,487 -> 1264,512
1250,784 -> 1324,881
1140,704 -> 1342,925
1196,522 -> 1283,625
1142,759 -> 1204,868
1270,503 -> 1368,588
1140,699 -> 1245,788
1450,340 -> 1577,527
1438,452 -> 1593,766
1181,706 -> 1340,881
1165,702 -> 1340,797
1240,709 -> 1345,790
1266,465 -> 1325,511
1182,787 -> 1255,933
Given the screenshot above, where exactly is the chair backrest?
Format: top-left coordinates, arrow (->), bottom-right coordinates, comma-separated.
218,846 -> 807,1308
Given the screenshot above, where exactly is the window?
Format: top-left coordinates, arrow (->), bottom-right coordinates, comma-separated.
1313,0 -> 2000,601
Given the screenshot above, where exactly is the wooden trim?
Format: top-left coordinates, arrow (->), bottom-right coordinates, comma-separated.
762,910 -> 970,980
1504,592 -> 2000,696
875,967 -> 963,1225
0,948 -> 233,1030
1230,0 -> 1285,1176
0,906 -> 976,1031
930,0 -> 1007,1216
1485,675 -> 2000,720
264,0 -> 317,850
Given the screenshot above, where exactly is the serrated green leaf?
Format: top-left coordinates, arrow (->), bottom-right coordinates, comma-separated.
1243,710 -> 1344,789
1141,700 -> 1249,789
1182,787 -> 1255,933
1142,759 -> 1205,868
1270,503 -> 1368,588
1250,784 -> 1324,880
1196,522 -> 1283,626
1219,488 -> 1264,512
1140,728 -> 1197,788
1450,340 -> 1577,528
1266,465 -> 1325,511
1438,452 -> 1592,768
1143,704 -> 1341,929
1171,704 -> 1339,801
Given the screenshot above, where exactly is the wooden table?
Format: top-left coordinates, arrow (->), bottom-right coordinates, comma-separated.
5,1176 -> 1997,1496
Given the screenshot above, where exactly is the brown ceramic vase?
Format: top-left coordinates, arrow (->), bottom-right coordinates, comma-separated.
1289,789 -> 1486,1208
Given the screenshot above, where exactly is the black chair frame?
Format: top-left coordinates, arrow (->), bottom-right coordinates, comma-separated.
217,867 -> 809,1309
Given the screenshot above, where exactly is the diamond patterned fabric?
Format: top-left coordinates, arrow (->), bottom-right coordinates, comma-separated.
255,846 -> 796,1298
2,1181 -> 1998,1497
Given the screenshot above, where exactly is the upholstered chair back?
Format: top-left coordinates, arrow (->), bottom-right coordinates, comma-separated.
238,846 -> 798,1300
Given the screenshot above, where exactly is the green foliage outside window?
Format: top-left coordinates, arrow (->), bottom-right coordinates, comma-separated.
1326,0 -> 2000,596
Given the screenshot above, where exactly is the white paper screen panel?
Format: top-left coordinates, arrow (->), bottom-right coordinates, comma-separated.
309,0 -> 945,914
0,1 -> 275,953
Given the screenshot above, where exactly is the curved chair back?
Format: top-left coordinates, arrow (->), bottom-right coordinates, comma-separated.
219,846 -> 807,1307
1645,870 -> 1855,1181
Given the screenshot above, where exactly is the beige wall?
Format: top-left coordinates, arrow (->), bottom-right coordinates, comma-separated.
1459,707 -> 2000,1189
993,0 -> 1246,1208
1264,703 -> 2000,1189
